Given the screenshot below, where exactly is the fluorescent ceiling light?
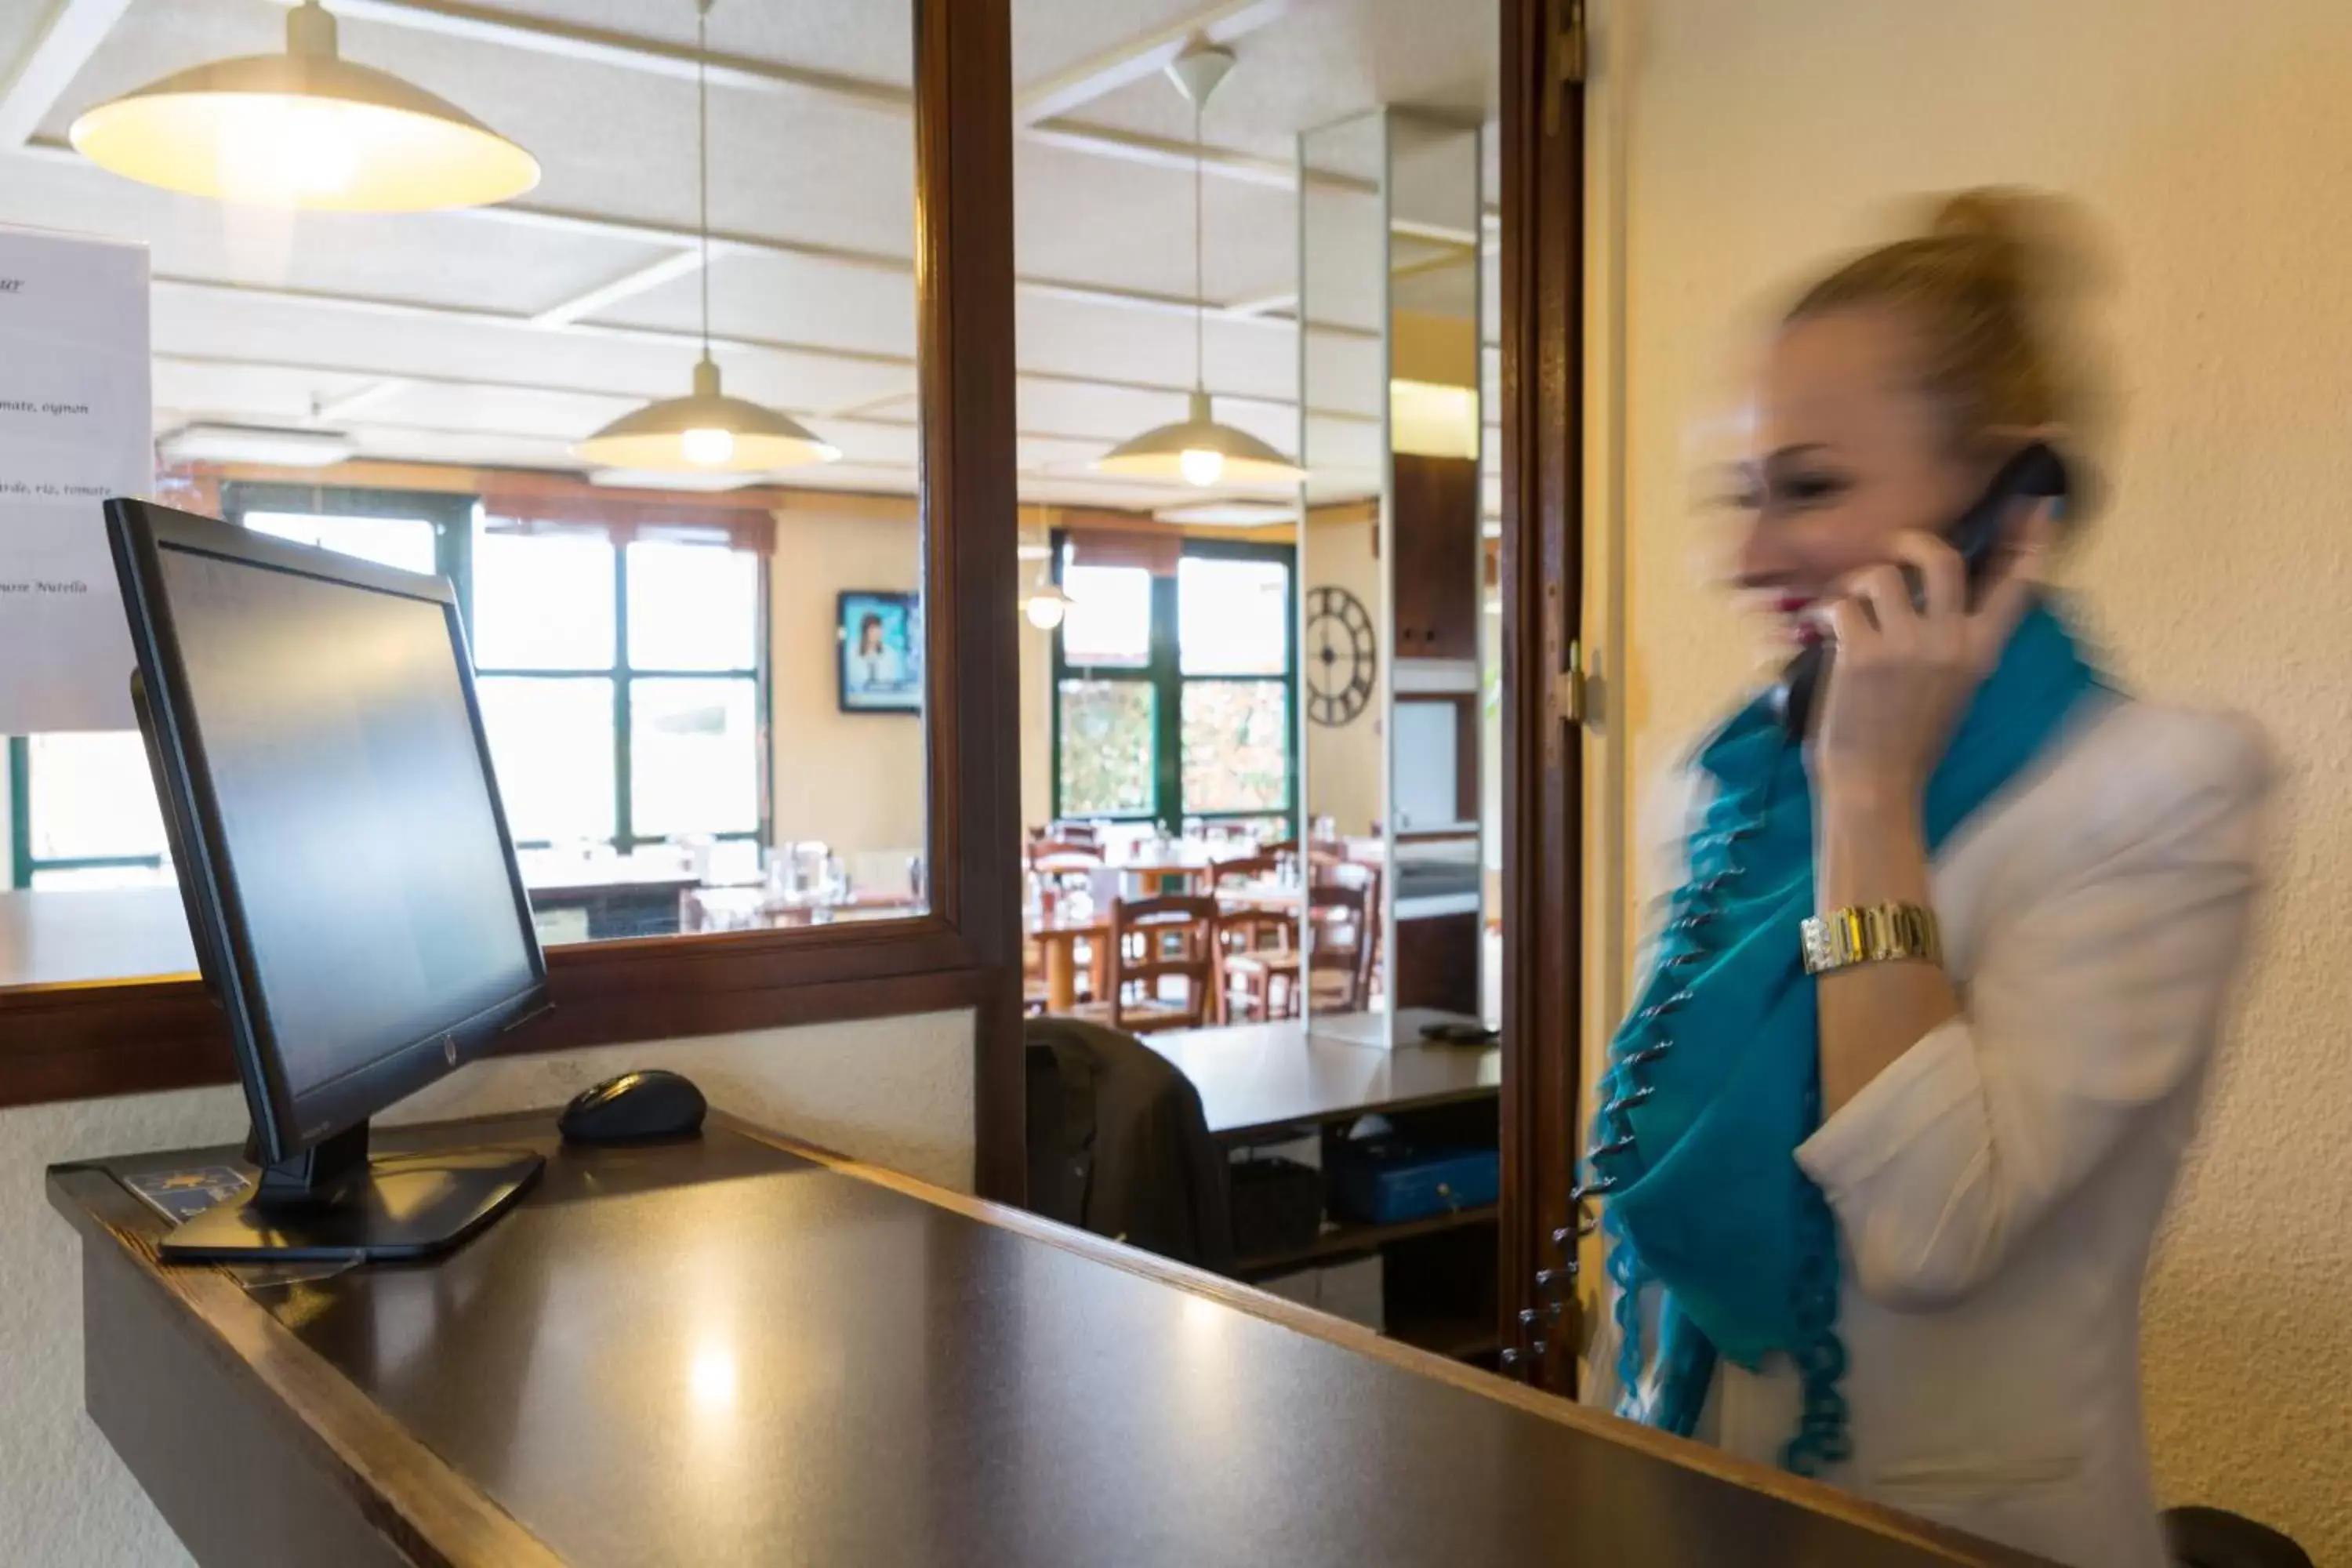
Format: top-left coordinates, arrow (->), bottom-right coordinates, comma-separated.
1153,499 -> 1299,526
158,423 -> 355,467
1391,379 -> 1482,460
586,466 -> 764,492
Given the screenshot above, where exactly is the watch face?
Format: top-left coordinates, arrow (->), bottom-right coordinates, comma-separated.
1305,584 -> 1377,728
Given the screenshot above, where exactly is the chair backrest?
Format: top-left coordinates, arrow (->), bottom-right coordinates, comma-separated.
1213,906 -> 1294,955
1023,1016 -> 1232,1269
1109,895 -> 1218,1029
1207,853 -> 1283,891
1308,878 -> 1377,1011
1046,820 -> 1103,848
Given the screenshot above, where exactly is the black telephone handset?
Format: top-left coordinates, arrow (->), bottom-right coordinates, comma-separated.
1773,441 -> 2070,740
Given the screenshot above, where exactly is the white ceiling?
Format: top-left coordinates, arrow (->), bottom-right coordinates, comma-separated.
0,0 -> 1500,511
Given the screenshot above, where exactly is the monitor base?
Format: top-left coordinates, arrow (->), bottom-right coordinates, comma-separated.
158,1142 -> 543,1264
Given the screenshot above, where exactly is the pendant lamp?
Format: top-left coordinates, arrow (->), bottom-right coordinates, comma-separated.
575,0 -> 837,474
1094,45 -> 1303,488
68,2 -> 538,211
1022,575 -> 1074,631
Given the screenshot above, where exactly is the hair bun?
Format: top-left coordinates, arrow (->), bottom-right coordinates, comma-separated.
1925,187 -> 2106,306
1928,188 -> 2039,296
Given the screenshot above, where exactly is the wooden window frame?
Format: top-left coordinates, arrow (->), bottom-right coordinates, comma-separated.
0,0 -> 1026,1203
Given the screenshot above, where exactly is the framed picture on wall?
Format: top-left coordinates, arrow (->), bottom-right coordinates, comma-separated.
837,590 -> 923,714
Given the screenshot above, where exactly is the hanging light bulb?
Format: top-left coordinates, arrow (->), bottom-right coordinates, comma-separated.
69,2 -> 538,212
1023,579 -> 1073,630
1095,43 -> 1302,488
680,426 -> 737,468
575,0 -> 837,474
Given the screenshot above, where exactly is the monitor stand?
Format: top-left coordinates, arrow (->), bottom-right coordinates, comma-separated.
158,1121 -> 543,1265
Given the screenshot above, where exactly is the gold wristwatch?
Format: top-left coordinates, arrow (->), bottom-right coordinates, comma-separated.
1801,902 -> 1943,977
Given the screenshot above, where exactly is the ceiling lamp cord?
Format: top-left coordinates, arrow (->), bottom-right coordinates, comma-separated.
1192,96 -> 1206,395
697,0 -> 715,372
571,0 -> 837,471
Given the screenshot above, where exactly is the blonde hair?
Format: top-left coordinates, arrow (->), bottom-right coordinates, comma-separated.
1786,188 -> 2095,463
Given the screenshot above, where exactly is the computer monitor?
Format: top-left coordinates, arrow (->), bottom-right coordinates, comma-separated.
106,498 -> 551,1262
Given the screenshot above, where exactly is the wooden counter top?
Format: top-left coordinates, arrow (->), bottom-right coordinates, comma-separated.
50,1111 -> 2048,1567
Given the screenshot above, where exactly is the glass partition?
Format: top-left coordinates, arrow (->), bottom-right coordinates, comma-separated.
0,0 -> 932,979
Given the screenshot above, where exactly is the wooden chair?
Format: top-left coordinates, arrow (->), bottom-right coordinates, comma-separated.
1207,853 -> 1283,893
1207,855 -> 1297,1023
1214,908 -> 1299,1023
1073,895 -> 1217,1034
1307,869 -> 1380,1013
1044,821 -> 1102,849
1029,838 -> 1102,870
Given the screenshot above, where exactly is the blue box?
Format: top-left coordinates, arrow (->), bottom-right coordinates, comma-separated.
1327,1142 -> 1500,1225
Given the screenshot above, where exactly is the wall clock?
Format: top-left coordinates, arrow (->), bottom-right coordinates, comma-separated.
1305,584 -> 1377,728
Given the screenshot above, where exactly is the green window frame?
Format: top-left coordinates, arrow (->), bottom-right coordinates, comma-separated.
1049,535 -> 1299,834
6,484 -> 771,887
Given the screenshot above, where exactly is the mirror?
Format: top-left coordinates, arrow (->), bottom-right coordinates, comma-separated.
1299,110 -> 1488,1036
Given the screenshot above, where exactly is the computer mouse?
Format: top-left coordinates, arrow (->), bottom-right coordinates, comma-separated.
557,1069 -> 708,1144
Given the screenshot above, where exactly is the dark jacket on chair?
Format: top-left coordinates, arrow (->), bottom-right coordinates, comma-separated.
1025,1017 -> 1232,1271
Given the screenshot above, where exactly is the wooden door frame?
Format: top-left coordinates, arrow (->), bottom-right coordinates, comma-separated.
1497,0 -> 1588,1392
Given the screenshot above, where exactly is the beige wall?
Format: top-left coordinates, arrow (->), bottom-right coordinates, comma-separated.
1590,0 -> 2352,1555
767,499 -> 926,876
0,1012 -> 974,1565
1305,511 -> 1386,839
1019,584 -> 1054,832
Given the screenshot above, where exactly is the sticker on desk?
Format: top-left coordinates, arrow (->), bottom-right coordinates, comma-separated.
122,1166 -> 249,1223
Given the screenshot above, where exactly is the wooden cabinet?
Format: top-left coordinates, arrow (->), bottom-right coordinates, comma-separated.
1390,453 -> 1480,662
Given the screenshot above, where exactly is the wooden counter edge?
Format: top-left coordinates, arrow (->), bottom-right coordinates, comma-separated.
48,1113 -> 2047,1568
46,1165 -> 565,1568
715,1112 -> 2049,1568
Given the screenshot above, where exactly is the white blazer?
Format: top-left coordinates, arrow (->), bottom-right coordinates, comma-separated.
1584,695 -> 2274,1568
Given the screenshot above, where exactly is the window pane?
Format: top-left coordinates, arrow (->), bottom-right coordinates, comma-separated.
628,543 -> 759,671
1060,561 -> 1152,669
1181,681 -> 1288,814
1058,679 -> 1156,818
1179,556 -> 1290,676
25,732 -> 167,861
472,525 -> 615,670
630,678 -> 760,839
475,677 -> 616,845
242,512 -> 438,575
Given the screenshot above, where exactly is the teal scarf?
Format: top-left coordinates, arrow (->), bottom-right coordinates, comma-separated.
1590,601 -> 2102,1473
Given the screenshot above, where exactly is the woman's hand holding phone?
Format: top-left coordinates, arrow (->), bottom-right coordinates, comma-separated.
1808,519 -> 2053,811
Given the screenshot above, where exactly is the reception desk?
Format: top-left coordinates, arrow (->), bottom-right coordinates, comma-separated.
49,1111 -> 2048,1566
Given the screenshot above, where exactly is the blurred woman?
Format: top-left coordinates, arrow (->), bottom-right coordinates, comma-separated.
1581,191 -> 2271,1568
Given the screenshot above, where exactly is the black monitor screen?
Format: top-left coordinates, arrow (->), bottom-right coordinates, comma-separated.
157,543 -> 538,1123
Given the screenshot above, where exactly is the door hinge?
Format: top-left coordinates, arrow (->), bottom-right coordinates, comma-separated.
1553,639 -> 1588,727
1544,0 -> 1588,136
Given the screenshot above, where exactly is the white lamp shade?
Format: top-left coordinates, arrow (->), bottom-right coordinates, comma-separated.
1024,586 -> 1071,630
1094,390 -> 1305,486
69,4 -> 538,212
576,359 -> 840,474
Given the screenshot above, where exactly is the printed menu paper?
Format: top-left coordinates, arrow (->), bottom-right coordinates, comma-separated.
0,225 -> 150,731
